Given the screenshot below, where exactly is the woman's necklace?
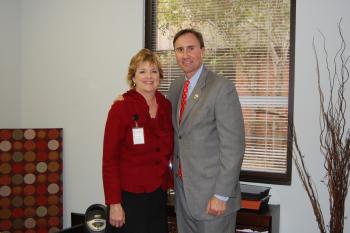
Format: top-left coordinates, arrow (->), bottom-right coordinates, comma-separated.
147,97 -> 158,119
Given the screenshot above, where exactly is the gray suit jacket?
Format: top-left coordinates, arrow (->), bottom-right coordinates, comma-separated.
167,66 -> 245,220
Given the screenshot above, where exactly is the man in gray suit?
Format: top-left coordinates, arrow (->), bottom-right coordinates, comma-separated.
167,29 -> 245,233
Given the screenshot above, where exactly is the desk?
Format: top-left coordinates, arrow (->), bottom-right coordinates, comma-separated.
70,204 -> 280,233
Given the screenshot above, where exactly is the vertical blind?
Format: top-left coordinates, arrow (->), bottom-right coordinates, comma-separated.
146,0 -> 295,184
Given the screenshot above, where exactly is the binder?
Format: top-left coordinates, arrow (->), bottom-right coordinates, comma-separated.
241,195 -> 271,210
240,183 -> 271,200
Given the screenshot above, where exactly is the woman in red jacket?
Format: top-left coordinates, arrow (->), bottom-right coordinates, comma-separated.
102,48 -> 173,233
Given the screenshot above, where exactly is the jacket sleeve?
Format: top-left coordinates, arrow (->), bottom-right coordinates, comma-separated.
102,101 -> 126,204
213,80 -> 245,197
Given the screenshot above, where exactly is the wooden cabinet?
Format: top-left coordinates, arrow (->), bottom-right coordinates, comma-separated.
236,205 -> 280,233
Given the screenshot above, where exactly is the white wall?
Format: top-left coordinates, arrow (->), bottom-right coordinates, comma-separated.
4,0 -> 143,227
272,0 -> 350,232
1,0 -> 350,232
0,0 -> 21,127
21,0 -> 143,227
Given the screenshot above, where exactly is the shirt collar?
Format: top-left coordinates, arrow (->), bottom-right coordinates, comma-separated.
185,64 -> 203,96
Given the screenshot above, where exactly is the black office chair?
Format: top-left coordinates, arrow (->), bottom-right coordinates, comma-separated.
85,204 -> 108,233
58,204 -> 108,233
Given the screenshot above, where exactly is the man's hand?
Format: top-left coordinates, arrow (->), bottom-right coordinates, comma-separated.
206,196 -> 227,216
109,203 -> 125,228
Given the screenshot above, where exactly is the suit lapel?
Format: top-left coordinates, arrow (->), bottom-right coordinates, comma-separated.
174,78 -> 186,130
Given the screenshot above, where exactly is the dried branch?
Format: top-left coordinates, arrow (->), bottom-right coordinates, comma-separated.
293,128 -> 327,233
293,19 -> 350,233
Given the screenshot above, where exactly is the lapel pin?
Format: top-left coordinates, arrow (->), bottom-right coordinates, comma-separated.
194,94 -> 199,100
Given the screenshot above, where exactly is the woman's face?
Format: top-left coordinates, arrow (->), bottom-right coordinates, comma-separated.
133,61 -> 160,96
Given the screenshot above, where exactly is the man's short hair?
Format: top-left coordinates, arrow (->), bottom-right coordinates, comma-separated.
173,28 -> 205,49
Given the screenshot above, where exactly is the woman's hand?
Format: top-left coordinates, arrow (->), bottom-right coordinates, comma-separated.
114,95 -> 124,102
109,203 -> 125,228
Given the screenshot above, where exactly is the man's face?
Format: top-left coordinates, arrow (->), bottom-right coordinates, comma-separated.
174,33 -> 205,79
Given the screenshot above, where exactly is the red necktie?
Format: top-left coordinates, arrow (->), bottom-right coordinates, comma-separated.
178,80 -> 190,179
179,80 -> 190,124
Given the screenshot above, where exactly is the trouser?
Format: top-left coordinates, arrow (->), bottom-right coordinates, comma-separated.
174,176 -> 236,233
107,187 -> 168,233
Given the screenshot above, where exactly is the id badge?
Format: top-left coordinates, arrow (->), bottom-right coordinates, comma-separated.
132,127 -> 145,145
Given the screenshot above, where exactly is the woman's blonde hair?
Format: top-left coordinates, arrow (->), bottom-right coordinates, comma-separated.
127,48 -> 164,88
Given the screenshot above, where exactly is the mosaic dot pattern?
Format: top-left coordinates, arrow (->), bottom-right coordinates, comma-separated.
0,129 -> 63,233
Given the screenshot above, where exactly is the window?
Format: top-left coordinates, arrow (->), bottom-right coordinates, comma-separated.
145,0 -> 295,185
